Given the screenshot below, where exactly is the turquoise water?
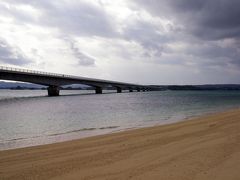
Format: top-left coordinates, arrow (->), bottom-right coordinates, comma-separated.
0,90 -> 240,150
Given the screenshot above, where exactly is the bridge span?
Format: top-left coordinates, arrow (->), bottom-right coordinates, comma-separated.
0,66 -> 158,96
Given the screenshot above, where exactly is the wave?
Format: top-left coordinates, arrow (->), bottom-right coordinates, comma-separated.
49,126 -> 120,136
1,126 -> 121,143
3,135 -> 41,142
49,128 -> 97,136
99,126 -> 120,130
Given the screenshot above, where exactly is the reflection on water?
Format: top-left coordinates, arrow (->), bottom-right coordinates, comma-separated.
1,89 -> 240,150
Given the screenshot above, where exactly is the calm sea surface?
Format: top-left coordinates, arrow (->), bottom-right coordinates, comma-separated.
1,90 -> 240,150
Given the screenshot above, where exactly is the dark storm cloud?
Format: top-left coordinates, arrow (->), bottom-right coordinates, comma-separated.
122,19 -> 169,56
0,39 -> 31,65
132,0 -> 240,70
187,44 -> 238,61
136,0 -> 240,40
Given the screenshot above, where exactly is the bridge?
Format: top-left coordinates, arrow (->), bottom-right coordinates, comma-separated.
0,66 -> 158,96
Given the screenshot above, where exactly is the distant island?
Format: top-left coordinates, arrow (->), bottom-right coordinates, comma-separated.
0,81 -> 90,90
151,85 -> 240,91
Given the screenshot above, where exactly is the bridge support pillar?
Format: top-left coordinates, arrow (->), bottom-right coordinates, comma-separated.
137,88 -> 140,92
95,86 -> 102,94
129,89 -> 133,92
48,85 -> 60,96
116,87 -> 122,93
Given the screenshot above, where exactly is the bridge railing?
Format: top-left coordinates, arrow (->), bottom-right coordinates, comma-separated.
0,66 -> 74,78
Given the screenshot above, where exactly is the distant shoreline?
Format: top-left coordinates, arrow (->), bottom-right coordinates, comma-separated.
1,108 -> 240,179
2,81 -> 240,90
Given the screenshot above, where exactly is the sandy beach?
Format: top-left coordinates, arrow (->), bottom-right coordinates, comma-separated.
0,109 -> 240,180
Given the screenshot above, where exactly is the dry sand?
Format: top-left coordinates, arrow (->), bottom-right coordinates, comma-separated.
0,109 -> 240,180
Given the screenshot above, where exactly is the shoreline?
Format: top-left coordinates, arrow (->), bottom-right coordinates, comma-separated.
1,108 -> 240,179
1,105 -> 238,151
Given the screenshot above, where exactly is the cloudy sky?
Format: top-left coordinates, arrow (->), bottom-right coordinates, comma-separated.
0,0 -> 240,85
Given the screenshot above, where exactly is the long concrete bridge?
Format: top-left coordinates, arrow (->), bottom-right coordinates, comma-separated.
0,66 -> 158,96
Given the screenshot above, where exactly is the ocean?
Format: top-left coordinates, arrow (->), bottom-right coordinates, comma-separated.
1,89 -> 240,150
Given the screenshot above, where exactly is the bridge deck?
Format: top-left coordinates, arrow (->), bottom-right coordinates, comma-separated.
0,66 -> 155,96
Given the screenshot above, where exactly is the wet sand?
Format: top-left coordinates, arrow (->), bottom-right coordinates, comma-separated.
0,109 -> 240,180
